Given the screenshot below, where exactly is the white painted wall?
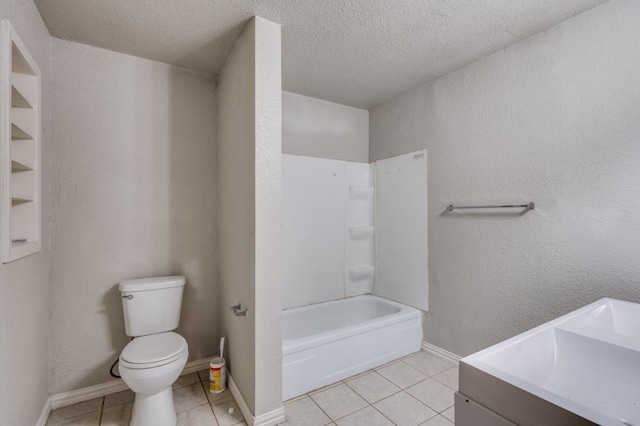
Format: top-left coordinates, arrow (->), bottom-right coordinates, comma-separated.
49,38 -> 218,394
0,1 -> 51,423
369,0 -> 640,357
217,17 -> 283,417
283,91 -> 369,162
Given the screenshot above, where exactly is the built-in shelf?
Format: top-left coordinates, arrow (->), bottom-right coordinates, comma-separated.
348,226 -> 375,240
348,185 -> 374,200
1,20 -> 41,263
348,266 -> 375,282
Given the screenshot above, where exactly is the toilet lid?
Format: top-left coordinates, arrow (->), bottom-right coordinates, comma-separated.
121,332 -> 187,367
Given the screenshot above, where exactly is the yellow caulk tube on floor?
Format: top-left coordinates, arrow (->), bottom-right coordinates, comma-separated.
210,336 -> 227,393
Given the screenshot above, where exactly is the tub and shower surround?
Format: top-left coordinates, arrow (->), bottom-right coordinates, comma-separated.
281,151 -> 430,400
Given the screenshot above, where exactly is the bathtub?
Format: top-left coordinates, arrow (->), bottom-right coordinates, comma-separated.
282,294 -> 422,400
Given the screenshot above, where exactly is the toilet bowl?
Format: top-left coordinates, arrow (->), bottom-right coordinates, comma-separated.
119,332 -> 188,426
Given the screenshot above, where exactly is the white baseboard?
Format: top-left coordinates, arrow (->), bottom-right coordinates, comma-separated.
35,397 -> 51,426
421,341 -> 461,365
51,357 -> 213,410
227,374 -> 286,426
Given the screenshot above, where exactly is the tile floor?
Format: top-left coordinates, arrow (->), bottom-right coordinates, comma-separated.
46,351 -> 457,426
46,370 -> 246,426
281,351 -> 457,426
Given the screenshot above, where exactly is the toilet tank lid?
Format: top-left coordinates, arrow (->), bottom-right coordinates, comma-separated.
119,275 -> 186,292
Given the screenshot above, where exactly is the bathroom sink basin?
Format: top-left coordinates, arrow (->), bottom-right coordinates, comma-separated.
460,298 -> 640,426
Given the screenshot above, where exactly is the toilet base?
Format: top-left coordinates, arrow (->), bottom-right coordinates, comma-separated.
130,387 -> 176,426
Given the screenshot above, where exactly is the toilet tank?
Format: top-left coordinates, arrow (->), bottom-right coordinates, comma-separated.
119,275 -> 186,337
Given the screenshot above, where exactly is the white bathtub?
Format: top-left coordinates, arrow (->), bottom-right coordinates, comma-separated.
282,294 -> 422,400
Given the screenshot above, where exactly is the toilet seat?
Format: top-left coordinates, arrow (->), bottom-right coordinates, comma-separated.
120,332 -> 187,370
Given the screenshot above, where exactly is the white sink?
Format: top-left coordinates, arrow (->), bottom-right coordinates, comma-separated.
460,298 -> 640,426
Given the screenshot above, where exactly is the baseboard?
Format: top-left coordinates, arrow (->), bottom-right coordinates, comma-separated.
35,397 -> 51,426
51,357 -> 213,410
180,357 -> 211,375
51,378 -> 129,410
254,406 -> 287,426
421,340 -> 461,365
227,374 -> 286,426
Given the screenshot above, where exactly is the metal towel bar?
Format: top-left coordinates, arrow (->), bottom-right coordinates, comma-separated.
447,202 -> 534,212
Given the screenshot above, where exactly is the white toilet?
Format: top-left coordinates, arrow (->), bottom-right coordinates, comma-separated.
118,275 -> 189,426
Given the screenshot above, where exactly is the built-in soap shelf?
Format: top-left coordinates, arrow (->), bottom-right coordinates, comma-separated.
1,20 -> 41,262
348,226 -> 375,240
348,185 -> 374,200
348,266 -> 375,282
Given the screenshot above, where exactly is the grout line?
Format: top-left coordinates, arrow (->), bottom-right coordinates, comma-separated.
98,396 -> 105,425
307,390 -> 334,423
371,404 -> 397,426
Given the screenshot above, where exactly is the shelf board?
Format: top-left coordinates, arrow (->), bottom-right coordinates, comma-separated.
11,122 -> 33,140
11,159 -> 33,172
11,72 -> 37,107
11,85 -> 33,109
11,195 -> 33,205
11,43 -> 35,75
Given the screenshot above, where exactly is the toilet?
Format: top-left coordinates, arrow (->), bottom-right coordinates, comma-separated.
118,275 -> 189,426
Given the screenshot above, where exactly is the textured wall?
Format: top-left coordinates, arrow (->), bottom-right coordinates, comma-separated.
370,0 -> 640,357
283,92 -> 369,162
49,38 -> 218,393
0,1 -> 51,424
218,16 -> 283,417
253,17 -> 283,417
217,18 -> 257,413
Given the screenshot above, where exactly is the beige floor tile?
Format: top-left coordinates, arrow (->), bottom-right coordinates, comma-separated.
374,391 -> 437,426
100,402 -> 133,426
198,368 -> 210,382
308,381 -> 343,396
344,372 -> 400,404
441,406 -> 455,423
335,406 -> 394,426
282,393 -> 308,405
49,410 -> 101,426
211,399 -> 245,426
432,367 -> 458,391
174,372 -> 201,390
174,383 -> 209,413
47,398 -> 104,424
310,383 -> 368,421
377,360 -> 427,389
406,378 -> 455,413
282,395 -> 331,426
374,359 -> 401,371
207,387 -> 235,404
403,352 -> 452,377
419,414 -> 454,426
177,403 -> 219,426
103,390 -> 135,408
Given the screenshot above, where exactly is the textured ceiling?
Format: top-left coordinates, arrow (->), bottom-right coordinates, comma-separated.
35,0 -> 608,108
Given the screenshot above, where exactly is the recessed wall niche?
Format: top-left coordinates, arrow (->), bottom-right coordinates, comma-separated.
0,20 -> 41,263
